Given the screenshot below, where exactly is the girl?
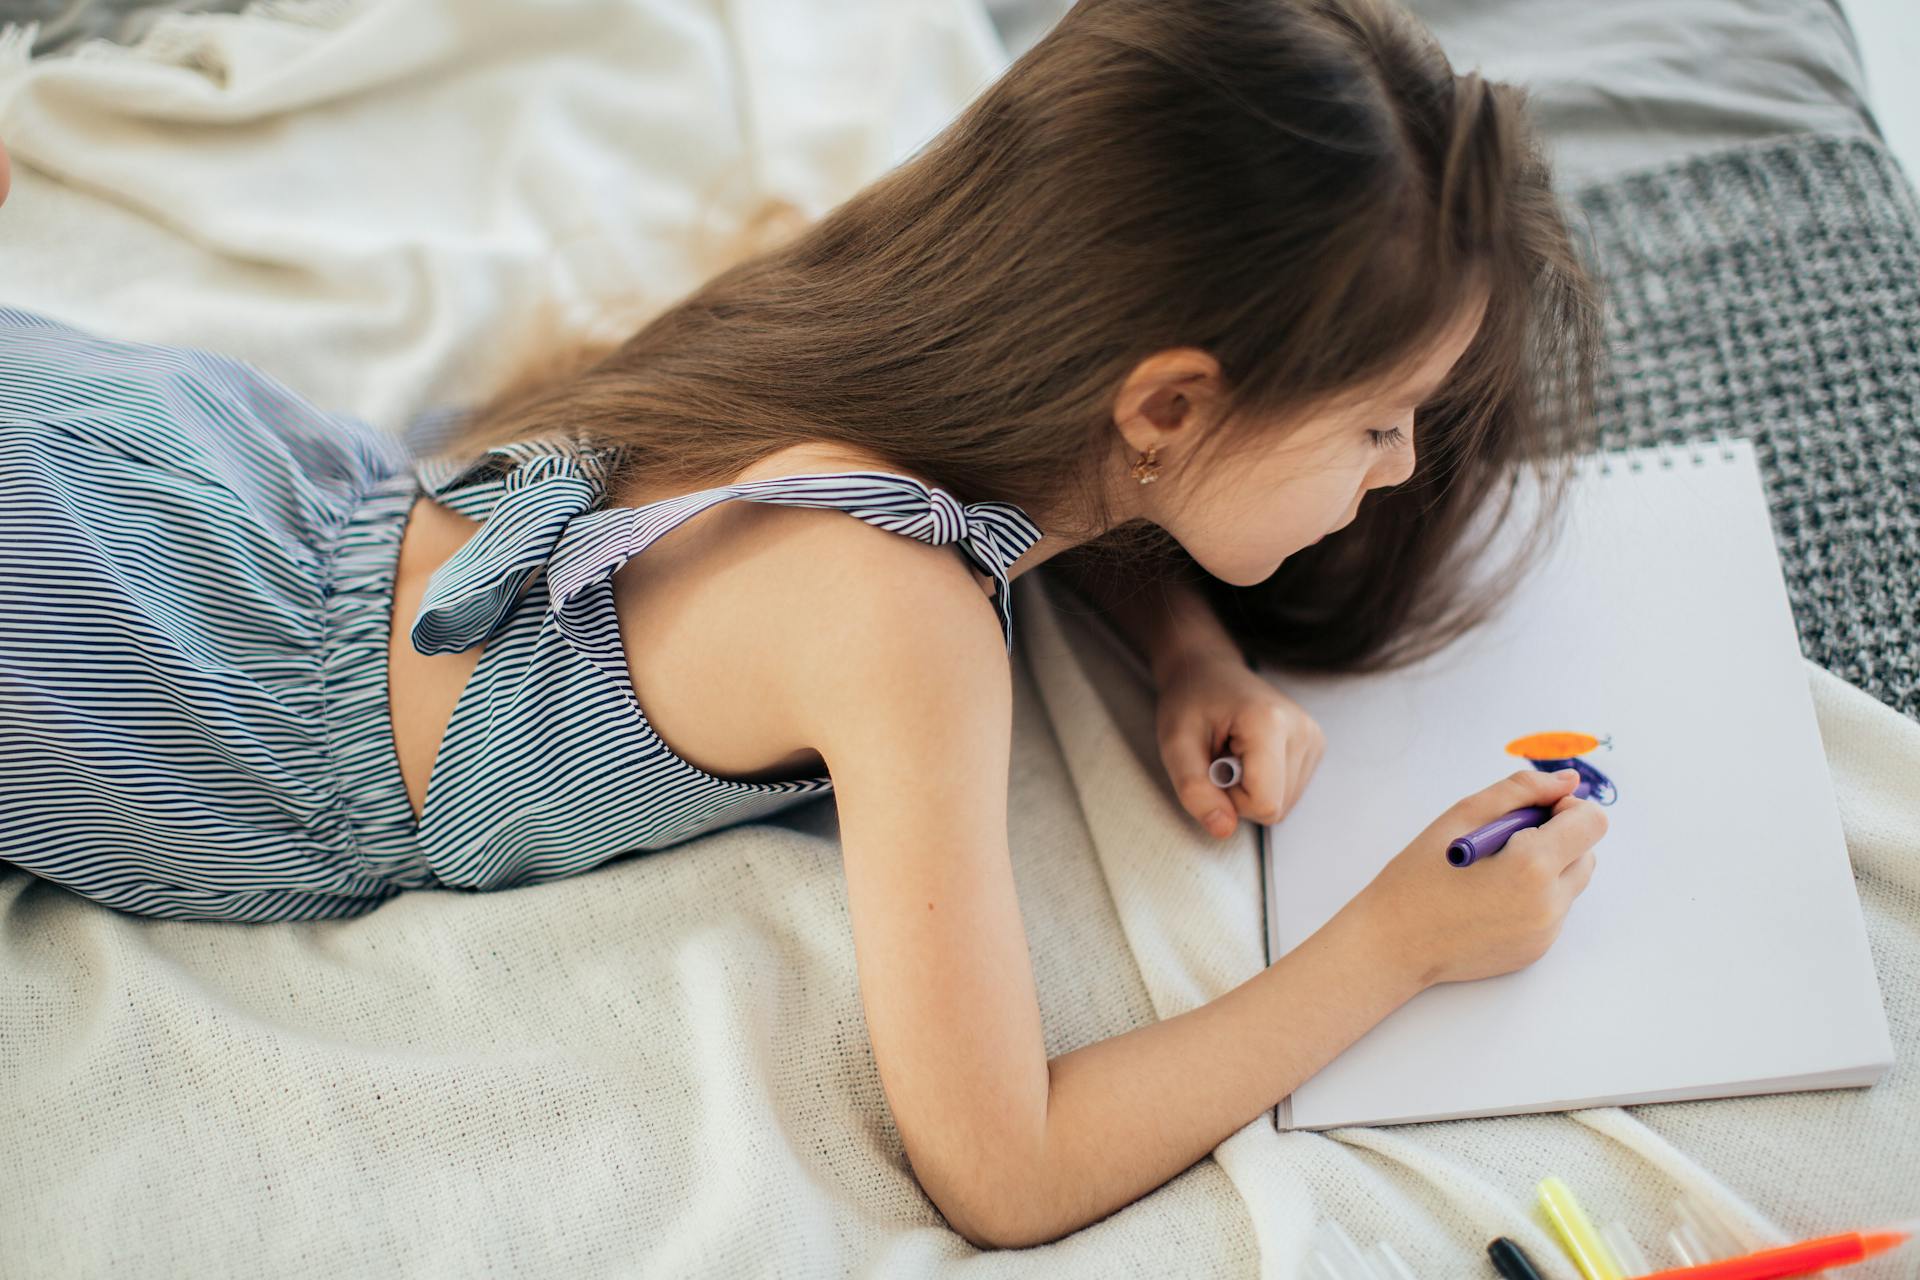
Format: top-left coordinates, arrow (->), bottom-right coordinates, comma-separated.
0,0 -> 1611,1249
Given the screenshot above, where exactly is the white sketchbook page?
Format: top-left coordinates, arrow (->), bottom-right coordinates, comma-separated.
1260,438 -> 1893,1131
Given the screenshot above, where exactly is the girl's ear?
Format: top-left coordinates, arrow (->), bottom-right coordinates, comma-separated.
1115,347 -> 1222,438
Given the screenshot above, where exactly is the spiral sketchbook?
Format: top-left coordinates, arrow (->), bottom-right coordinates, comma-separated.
1258,437 -> 1894,1131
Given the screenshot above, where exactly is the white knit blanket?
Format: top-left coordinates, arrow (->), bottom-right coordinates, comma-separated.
0,2 -> 1913,1274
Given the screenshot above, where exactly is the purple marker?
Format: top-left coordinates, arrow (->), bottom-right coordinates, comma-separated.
1447,757 -> 1617,867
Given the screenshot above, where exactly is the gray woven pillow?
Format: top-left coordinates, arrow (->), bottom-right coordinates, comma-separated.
1573,132 -> 1919,722
2,0 -> 248,59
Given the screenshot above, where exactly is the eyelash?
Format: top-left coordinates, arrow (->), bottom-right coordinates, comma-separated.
1368,426 -> 1408,451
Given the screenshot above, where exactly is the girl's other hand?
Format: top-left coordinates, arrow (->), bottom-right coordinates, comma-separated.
1155,654 -> 1325,839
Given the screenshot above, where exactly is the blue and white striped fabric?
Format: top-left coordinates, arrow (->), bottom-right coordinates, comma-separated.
0,306 -> 1045,924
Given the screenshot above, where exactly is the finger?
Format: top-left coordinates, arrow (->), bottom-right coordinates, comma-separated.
1571,797 -> 1610,842
1540,799 -> 1608,871
1276,729 -> 1314,823
1547,792 -> 1608,832
1161,717 -> 1236,835
1551,794 -> 1590,819
1559,847 -> 1596,895
1473,768 -> 1582,826
1230,730 -> 1289,826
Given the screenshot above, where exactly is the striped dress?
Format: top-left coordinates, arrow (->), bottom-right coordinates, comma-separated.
0,306 -> 1045,923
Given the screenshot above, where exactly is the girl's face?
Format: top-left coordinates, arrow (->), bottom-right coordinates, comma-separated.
1117,293 -> 1487,587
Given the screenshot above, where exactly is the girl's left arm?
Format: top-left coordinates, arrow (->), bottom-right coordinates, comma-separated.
1050,562 -> 1326,839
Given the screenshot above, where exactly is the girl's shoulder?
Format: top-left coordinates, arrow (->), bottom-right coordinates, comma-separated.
609,483 -> 1005,788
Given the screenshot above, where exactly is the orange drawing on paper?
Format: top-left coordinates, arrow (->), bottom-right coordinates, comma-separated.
1505,731 -> 1603,760
1503,730 -> 1619,805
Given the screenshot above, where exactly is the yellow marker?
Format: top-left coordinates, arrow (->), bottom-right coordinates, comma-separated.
1537,1176 -> 1626,1280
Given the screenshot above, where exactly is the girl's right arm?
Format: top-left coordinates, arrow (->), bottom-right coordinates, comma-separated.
788,538 -> 1604,1250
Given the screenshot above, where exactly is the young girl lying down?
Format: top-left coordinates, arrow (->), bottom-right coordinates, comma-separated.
0,0 -> 1612,1249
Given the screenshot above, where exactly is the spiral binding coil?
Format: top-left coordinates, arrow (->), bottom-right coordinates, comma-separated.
1578,433 -> 1745,478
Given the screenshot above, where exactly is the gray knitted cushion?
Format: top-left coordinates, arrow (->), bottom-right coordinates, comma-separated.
1570,132 -> 1920,723
6,0 -> 249,58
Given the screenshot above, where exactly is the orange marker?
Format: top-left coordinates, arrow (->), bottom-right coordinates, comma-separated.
1633,1219 -> 1916,1280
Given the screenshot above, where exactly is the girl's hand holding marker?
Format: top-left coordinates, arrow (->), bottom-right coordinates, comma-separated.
1353,767 -> 1606,986
1157,653 -> 1327,839
1211,747 -> 1610,986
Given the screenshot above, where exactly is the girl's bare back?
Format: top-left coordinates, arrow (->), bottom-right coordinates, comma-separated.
385,444 -> 998,821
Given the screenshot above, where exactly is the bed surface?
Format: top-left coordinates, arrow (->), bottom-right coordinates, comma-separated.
992,0 -> 1884,188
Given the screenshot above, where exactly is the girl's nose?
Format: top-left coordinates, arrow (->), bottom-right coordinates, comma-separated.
1368,448 -> 1415,493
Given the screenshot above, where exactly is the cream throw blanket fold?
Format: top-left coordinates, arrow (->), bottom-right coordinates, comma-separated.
0,2 -> 1912,1274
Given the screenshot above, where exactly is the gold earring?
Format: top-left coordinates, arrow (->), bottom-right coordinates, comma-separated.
1130,442 -> 1163,485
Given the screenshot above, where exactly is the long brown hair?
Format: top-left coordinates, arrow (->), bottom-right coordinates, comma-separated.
431,0 -> 1606,675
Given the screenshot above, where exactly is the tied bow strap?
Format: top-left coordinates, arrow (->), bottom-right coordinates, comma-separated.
410,445 -> 610,655
838,482 -> 1045,651
543,471 -> 1046,661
